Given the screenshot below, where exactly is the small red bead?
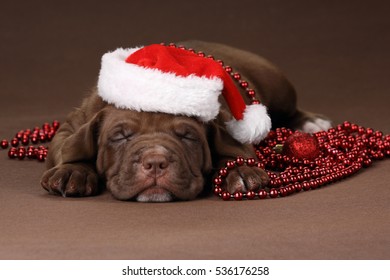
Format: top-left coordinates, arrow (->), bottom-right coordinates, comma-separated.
246,191 -> 256,200
37,153 -> 45,162
240,81 -> 249,88
16,132 -> 23,140
269,188 -> 278,198
52,120 -> 60,130
221,191 -> 231,201
216,59 -> 224,66
247,89 -> 255,97
302,182 -> 311,191
27,150 -> 36,159
236,156 -> 245,166
219,168 -> 228,177
21,136 -> 29,145
226,160 -> 236,169
8,147 -> 17,159
363,158 -> 372,167
214,187 -> 222,195
224,66 -> 232,73
1,139 -> 8,149
42,122 -> 51,131
258,189 -> 267,199
18,150 -> 26,160
11,138 -> 19,147
213,177 -> 222,185
246,158 -> 256,166
279,187 -> 288,197
31,136 -> 39,144
233,192 -> 243,201
233,73 -> 241,80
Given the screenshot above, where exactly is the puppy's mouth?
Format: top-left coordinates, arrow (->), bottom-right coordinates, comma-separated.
136,186 -> 174,203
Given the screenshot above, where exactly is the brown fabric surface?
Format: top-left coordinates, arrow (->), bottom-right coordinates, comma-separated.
0,0 -> 389,259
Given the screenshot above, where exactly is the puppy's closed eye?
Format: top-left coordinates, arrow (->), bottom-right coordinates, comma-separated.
174,125 -> 200,143
109,130 -> 134,143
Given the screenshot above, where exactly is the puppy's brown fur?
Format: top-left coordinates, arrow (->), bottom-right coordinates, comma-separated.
41,41 -> 330,202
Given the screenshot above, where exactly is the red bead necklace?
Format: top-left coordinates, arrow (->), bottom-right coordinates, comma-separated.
1,43 -> 389,202
214,125 -> 390,200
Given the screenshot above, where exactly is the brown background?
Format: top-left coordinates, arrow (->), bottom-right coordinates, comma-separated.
0,0 -> 389,259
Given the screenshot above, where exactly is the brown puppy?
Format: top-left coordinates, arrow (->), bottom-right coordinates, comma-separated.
41,41 -> 331,202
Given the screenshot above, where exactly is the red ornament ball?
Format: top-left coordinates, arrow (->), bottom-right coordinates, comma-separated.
283,131 -> 320,160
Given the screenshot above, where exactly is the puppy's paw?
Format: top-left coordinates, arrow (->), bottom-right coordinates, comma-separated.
41,163 -> 99,197
291,111 -> 332,134
224,166 -> 269,194
302,117 -> 332,133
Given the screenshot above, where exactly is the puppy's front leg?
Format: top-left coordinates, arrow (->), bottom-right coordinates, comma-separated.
41,99 -> 104,197
210,111 -> 270,194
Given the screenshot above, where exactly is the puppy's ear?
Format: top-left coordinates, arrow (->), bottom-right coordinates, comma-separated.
61,111 -> 104,164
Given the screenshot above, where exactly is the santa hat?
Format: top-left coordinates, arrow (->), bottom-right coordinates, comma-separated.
97,44 -> 271,144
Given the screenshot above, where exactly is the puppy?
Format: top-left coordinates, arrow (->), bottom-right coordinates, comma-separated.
40,40 -> 331,202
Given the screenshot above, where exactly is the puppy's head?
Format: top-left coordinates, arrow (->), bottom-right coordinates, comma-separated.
92,107 -> 212,202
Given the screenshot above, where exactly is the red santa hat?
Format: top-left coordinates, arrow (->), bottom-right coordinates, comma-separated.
97,44 -> 271,144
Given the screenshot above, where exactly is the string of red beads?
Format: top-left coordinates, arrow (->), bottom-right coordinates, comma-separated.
214,123 -> 389,200
1,121 -> 60,162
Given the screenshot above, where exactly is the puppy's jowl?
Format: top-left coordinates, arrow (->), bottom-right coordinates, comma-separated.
41,41 -> 331,202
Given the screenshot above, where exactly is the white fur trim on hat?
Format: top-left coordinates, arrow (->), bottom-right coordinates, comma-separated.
97,48 -> 223,122
226,104 -> 272,144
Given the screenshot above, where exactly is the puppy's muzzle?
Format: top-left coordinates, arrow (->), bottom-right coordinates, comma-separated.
142,153 -> 169,178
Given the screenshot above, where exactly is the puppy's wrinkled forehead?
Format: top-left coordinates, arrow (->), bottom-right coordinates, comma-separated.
100,108 -> 205,135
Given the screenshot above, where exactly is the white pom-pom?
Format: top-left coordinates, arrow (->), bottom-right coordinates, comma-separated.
225,104 -> 272,144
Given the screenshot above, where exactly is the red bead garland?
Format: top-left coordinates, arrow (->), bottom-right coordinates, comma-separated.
1,121 -> 60,162
213,123 -> 389,201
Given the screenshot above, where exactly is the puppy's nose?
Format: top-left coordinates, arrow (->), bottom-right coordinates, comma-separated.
142,154 -> 169,177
